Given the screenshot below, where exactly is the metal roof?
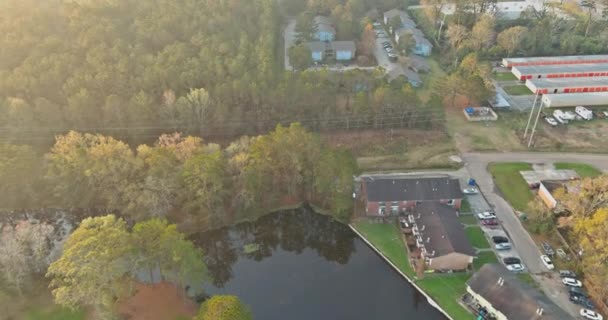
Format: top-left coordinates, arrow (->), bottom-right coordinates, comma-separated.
503,55 -> 608,66
513,63 -> 608,75
542,92 -> 608,107
526,77 -> 608,89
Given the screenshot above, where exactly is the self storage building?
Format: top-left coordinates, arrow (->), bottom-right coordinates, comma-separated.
525,77 -> 608,94
502,55 -> 608,68
541,92 -> 608,108
511,63 -> 608,81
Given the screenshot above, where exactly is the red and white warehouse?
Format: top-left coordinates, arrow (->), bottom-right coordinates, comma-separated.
511,63 -> 608,81
502,55 -> 608,68
525,77 -> 608,94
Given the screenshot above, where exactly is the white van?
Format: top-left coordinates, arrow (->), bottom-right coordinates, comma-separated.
575,106 -> 593,121
553,110 -> 568,124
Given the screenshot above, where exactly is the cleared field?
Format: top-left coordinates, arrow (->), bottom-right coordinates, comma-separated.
494,72 -> 518,81
488,162 -> 534,211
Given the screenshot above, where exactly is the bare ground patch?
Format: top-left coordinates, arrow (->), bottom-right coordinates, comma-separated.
118,282 -> 197,320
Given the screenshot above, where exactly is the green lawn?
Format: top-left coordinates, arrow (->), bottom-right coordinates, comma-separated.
352,222 -> 414,277
488,162 -> 534,211
464,226 -> 490,249
503,85 -> 532,96
417,275 -> 472,320
516,273 -> 539,289
25,305 -> 85,320
494,72 -> 517,81
473,251 -> 498,270
458,214 -> 477,225
460,198 -> 471,214
554,162 -> 603,178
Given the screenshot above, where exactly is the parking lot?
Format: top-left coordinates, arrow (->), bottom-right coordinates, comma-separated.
372,28 -> 409,80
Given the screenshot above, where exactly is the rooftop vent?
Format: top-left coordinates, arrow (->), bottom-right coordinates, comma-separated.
536,308 -> 544,316
426,237 -> 430,243
497,277 -> 505,286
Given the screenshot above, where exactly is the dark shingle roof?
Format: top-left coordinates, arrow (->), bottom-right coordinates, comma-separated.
415,202 -> 475,256
467,264 -> 572,320
364,177 -> 463,202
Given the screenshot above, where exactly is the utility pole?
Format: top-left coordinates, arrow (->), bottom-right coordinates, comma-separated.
528,99 -> 544,148
523,92 -> 540,139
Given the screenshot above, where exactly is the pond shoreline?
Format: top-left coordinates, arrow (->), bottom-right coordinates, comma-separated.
349,224 -> 455,320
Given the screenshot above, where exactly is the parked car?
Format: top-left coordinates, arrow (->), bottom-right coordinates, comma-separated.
503,257 -> 521,265
481,219 -> 498,226
562,110 -> 577,120
542,242 -> 554,256
580,309 -> 603,320
506,263 -> 525,272
556,248 -> 569,260
492,236 -> 509,244
387,53 -> 398,61
495,243 -> 512,251
553,110 -> 569,124
544,116 -> 558,126
372,22 -> 382,28
569,286 -> 588,297
563,277 -> 583,287
462,187 -> 478,194
477,211 -> 497,220
559,270 -> 576,278
540,255 -> 554,270
570,294 -> 595,309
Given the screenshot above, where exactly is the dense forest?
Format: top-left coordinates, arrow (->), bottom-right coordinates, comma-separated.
0,0 -> 435,144
0,124 -> 358,228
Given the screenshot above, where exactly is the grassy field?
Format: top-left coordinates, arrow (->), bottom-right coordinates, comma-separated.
554,162 -> 603,178
417,275 -> 472,320
458,214 -> 477,225
488,162 -> 534,211
25,306 -> 85,320
494,72 -> 517,81
473,251 -> 498,270
503,85 -> 532,96
464,226 -> 490,249
352,222 -> 415,277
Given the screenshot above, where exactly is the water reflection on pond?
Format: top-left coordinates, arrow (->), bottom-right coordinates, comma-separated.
191,208 -> 446,320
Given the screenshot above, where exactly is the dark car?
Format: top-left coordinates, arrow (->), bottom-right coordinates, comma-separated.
481,219 -> 498,226
503,257 -> 521,265
560,270 -> 576,278
569,286 -> 589,298
570,294 -> 595,309
542,242 -> 555,256
492,236 -> 509,244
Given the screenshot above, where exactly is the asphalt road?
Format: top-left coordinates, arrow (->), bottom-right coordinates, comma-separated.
462,152 -> 608,317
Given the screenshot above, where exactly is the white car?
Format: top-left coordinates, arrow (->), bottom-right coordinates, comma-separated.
477,211 -> 497,220
562,277 -> 582,287
563,111 -> 577,120
540,255 -> 554,270
462,187 -> 478,194
506,264 -> 525,272
544,116 -> 558,126
495,243 -> 512,251
580,309 -> 603,320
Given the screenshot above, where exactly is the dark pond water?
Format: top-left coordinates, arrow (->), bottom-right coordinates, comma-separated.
191,208 -> 446,320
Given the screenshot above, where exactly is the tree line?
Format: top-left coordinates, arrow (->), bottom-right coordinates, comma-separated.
1,213 -> 252,320
0,123 -> 358,227
0,0 -> 437,144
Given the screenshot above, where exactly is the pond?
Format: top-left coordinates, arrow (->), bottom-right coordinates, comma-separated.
191,208 -> 446,320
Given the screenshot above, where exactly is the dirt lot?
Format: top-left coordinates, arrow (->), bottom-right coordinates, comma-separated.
444,94 -> 608,153
321,129 -> 459,171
